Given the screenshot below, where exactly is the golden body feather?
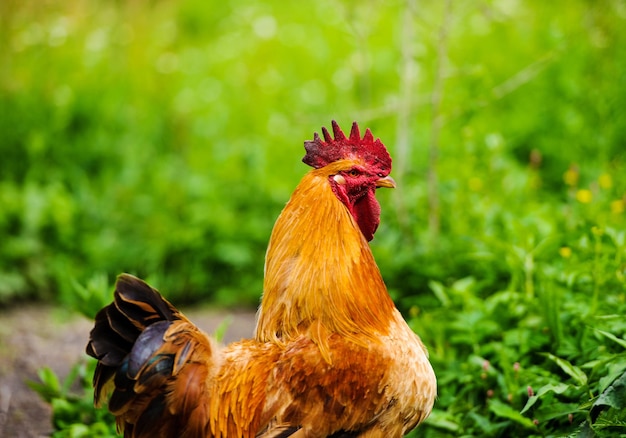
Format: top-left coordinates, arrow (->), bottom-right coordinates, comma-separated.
257,161 -> 397,358
87,130 -> 436,437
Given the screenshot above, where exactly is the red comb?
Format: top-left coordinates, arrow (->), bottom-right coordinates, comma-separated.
303,121 -> 391,175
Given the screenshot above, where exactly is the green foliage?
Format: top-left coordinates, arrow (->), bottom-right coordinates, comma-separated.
4,0 -> 626,436
1,0 -> 625,306
27,362 -> 117,437
406,225 -> 626,436
407,279 -> 626,436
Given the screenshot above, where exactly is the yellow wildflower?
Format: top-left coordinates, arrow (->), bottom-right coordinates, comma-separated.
611,199 -> 625,214
598,173 -> 613,189
559,247 -> 572,258
563,166 -> 579,186
576,189 -> 593,203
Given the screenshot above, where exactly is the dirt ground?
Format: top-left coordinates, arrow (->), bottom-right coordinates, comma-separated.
0,304 -> 257,437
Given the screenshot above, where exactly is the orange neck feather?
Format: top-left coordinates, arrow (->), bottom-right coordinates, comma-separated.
255,161 -> 396,360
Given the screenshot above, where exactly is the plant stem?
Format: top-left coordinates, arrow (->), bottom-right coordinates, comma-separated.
428,0 -> 452,244
394,0 -> 417,239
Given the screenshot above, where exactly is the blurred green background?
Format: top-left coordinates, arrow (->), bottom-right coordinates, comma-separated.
2,0 -> 622,308
2,0 -> 626,435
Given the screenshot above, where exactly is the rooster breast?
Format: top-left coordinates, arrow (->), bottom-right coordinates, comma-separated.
377,310 -> 437,433
261,311 -> 436,437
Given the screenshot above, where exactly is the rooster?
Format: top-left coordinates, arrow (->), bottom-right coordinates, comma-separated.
86,121 -> 436,437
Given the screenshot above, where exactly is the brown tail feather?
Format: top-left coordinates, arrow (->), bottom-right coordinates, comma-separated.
86,274 -> 184,403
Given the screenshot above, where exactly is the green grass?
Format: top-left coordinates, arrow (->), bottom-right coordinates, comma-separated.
3,0 -> 625,436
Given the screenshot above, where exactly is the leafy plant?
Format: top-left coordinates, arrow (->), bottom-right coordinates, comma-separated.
28,362 -> 117,437
407,223 -> 626,437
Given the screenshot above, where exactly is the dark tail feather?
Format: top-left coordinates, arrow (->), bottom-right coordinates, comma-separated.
108,320 -> 175,414
86,274 -> 183,404
113,274 -> 179,324
86,274 -> 215,437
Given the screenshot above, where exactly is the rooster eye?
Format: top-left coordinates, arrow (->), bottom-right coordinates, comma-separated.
348,169 -> 359,177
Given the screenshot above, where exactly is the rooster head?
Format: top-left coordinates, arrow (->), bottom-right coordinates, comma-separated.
303,121 -> 395,241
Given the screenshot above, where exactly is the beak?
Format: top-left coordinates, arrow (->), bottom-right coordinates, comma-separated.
376,175 -> 396,189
